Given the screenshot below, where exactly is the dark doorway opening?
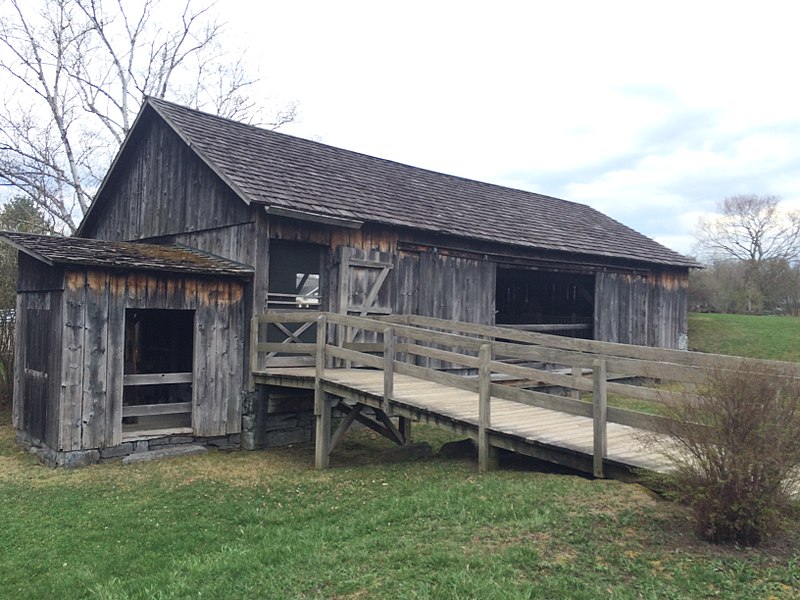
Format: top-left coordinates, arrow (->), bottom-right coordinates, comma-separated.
123,309 -> 194,435
496,268 -> 595,339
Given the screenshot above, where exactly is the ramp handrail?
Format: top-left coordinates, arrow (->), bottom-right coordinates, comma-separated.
250,311 -> 800,476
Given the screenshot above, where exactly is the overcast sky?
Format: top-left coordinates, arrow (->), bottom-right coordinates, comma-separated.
226,1 -> 800,256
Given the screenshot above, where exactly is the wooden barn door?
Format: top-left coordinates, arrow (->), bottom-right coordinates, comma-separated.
336,247 -> 394,343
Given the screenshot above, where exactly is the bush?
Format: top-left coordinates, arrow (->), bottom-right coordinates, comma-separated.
660,360 -> 800,545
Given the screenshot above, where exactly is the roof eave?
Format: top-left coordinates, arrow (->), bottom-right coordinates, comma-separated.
146,98 -> 256,208
264,205 -> 363,229
0,232 -> 54,266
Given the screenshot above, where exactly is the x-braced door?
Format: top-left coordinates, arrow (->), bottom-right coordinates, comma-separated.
336,246 -> 394,344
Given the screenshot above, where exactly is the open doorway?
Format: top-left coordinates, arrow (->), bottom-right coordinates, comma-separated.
123,309 -> 194,436
496,268 -> 594,339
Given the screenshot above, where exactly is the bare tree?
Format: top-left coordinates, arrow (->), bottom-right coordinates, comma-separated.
695,195 -> 800,313
0,0 -> 296,233
696,194 -> 800,264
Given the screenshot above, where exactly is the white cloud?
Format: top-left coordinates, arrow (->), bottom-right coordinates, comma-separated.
224,0 -> 800,257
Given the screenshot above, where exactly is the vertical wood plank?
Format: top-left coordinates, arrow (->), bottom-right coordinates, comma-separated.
60,271 -> 86,451
314,314 -> 329,469
571,366 -> 581,400
81,271 -> 110,449
105,275 -> 125,447
398,416 -> 412,445
11,291 -> 24,431
193,279 -> 218,436
226,281 -> 245,434
478,343 -> 496,472
383,326 -> 394,414
593,358 -> 608,478
46,291 -> 64,451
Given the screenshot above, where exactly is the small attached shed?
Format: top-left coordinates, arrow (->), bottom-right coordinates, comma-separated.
3,232 -> 252,467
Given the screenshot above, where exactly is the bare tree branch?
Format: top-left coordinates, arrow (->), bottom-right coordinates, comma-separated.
0,0 -> 296,233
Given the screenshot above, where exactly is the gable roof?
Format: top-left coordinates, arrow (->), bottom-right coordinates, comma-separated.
84,97 -> 697,268
0,231 -> 253,277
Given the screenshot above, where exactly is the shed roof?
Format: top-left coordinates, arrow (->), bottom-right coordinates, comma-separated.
0,231 -> 253,277
87,97 -> 696,268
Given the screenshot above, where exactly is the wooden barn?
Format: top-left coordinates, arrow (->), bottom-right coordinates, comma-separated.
10,97 -> 696,465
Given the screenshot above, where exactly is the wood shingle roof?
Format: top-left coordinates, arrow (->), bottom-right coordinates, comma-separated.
111,97 -> 697,268
0,231 -> 253,277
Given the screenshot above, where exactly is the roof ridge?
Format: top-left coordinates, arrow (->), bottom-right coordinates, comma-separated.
107,98 -> 697,269
145,96 -> 599,213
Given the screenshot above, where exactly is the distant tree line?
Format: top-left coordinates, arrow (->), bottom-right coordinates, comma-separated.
690,194 -> 800,315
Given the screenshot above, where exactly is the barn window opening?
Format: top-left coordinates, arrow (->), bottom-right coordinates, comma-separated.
122,309 -> 194,435
495,268 -> 594,339
267,240 -> 322,310
264,241 -> 323,366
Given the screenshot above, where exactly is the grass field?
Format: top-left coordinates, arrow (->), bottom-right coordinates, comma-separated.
688,312 -> 800,362
0,314 -> 798,599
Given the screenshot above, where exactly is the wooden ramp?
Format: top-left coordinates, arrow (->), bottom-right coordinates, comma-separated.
249,311 -> 751,479
256,366 -> 675,479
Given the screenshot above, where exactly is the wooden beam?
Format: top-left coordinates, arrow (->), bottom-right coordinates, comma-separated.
123,372 -> 192,386
478,344 -> 497,472
337,403 -> 397,442
383,327 -> 395,414
593,359 -> 608,478
314,314 -> 330,469
122,402 -> 192,417
373,408 -> 405,446
329,402 -> 364,452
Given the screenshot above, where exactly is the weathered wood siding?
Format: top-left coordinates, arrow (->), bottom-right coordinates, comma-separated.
594,272 -> 649,345
648,269 -> 689,349
13,253 -> 64,450
411,251 -> 496,325
594,269 -> 688,349
57,269 -> 246,450
83,113 -> 251,242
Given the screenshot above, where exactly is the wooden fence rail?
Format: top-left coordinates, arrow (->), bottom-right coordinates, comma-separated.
251,311 -> 800,475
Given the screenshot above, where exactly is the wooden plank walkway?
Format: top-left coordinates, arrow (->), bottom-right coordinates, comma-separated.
257,367 -> 675,477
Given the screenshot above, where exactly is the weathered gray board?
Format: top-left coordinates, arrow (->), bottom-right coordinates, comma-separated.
14,262 -> 247,453
13,254 -> 64,450
595,270 -> 688,349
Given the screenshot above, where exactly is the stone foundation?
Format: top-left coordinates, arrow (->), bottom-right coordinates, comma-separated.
242,386 -> 344,450
17,429 -> 240,469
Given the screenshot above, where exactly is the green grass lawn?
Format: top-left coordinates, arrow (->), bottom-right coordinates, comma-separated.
688,312 -> 800,362
1,314 -> 799,599
1,415 -> 798,599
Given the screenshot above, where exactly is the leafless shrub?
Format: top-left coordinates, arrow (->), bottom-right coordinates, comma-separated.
658,360 -> 800,545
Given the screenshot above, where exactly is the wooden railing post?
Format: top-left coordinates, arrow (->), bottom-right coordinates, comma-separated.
314,314 -> 330,469
571,365 -> 581,400
478,343 -> 496,472
383,326 -> 395,415
592,358 -> 607,478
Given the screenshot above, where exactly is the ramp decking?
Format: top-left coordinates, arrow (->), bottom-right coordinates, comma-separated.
249,312 -> 754,479
256,366 -> 675,478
